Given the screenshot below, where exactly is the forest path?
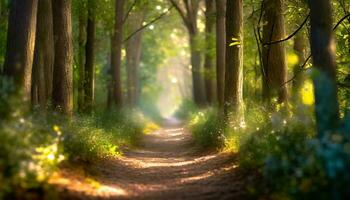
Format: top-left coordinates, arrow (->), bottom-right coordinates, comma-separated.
53,119 -> 255,200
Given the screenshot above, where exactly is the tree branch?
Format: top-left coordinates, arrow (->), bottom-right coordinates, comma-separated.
282,55 -> 312,86
123,0 -> 137,24
263,14 -> 310,46
333,13 -> 350,31
123,6 -> 174,43
170,0 -> 190,27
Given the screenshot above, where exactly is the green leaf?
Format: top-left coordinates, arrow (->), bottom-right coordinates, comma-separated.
229,42 -> 241,47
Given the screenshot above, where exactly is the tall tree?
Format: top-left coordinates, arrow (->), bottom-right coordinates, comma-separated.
308,0 -> 340,136
261,0 -> 288,103
292,31 -> 307,101
77,3 -> 86,112
2,0 -> 38,101
204,0 -> 215,104
126,13 -> 144,107
216,0 -> 226,111
31,0 -> 54,110
224,0 -> 244,122
84,0 -> 96,112
170,0 -> 206,106
52,0 -> 73,115
109,0 -> 124,108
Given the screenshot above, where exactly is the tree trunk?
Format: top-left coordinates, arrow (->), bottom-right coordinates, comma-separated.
126,13 -> 144,107
224,0 -> 244,122
292,32 -> 307,101
170,0 -> 206,106
216,0 -> 226,111
189,32 -> 206,106
3,0 -> 38,101
84,0 -> 96,112
262,0 -> 288,103
308,0 -> 340,136
31,0 -> 54,110
52,0 -> 73,115
204,0 -> 215,104
77,8 -> 86,112
109,0 -> 124,108
126,32 -> 143,107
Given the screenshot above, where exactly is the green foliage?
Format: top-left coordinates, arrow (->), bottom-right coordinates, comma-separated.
174,99 -> 198,120
259,124 -> 350,199
0,107 -> 145,198
0,114 -> 64,199
188,109 -> 225,149
236,108 -> 350,199
189,96 -> 349,198
62,111 -> 144,162
0,77 -> 15,118
139,96 -> 164,124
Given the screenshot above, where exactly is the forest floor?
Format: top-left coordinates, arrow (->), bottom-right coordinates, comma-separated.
50,119 -> 257,200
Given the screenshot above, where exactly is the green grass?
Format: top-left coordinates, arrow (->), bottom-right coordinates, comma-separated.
0,109 -> 146,199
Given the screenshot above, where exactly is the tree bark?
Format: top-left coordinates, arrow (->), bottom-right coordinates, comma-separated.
189,32 -> 206,106
262,0 -> 288,103
109,0 -> 124,108
292,32 -> 307,101
31,0 -> 54,110
216,0 -> 226,111
3,0 -> 38,101
84,0 -> 96,112
204,0 -> 215,104
170,0 -> 206,106
224,0 -> 244,122
308,0 -> 340,136
52,0 -> 73,115
77,7 -> 86,112
126,13 -> 144,107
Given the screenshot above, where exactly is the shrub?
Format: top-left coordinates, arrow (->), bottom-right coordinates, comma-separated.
174,99 -> 198,120
0,109 -> 146,198
0,114 -> 64,199
237,107 -> 350,199
62,110 -> 144,162
188,109 -> 225,149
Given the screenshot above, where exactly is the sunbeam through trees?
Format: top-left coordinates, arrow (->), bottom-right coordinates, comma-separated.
0,0 -> 349,199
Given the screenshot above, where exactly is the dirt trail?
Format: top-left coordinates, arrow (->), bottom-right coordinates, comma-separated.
53,120 -> 256,200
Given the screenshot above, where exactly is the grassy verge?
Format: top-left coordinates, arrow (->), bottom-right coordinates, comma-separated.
0,109 -> 151,199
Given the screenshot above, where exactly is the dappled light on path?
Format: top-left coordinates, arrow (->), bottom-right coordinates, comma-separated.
52,120 -> 255,199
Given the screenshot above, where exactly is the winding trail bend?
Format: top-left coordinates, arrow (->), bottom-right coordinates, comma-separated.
53,120 -> 256,200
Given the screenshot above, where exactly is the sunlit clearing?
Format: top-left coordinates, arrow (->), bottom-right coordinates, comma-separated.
156,55 -> 191,118
301,80 -> 315,105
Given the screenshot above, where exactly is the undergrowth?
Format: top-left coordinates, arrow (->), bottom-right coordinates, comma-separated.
188,109 -> 225,149
187,101 -> 350,199
0,109 -> 148,199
